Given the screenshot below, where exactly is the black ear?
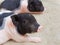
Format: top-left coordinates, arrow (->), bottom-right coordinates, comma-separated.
11,15 -> 19,26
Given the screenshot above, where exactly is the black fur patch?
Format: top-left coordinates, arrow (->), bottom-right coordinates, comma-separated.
11,13 -> 40,35
1,0 -> 20,11
28,0 -> 44,12
0,12 -> 13,26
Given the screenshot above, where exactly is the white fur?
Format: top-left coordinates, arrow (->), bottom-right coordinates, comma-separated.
21,0 -> 28,7
0,9 -> 12,14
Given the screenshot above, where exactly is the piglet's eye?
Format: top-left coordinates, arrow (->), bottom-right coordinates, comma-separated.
23,20 -> 26,23
23,20 -> 28,24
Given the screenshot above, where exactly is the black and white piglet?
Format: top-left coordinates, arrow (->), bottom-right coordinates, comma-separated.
0,13 -> 42,44
0,0 -> 44,14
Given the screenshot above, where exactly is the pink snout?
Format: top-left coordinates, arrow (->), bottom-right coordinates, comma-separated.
37,26 -> 43,32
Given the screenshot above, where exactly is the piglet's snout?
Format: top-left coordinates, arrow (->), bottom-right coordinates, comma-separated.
37,26 -> 43,32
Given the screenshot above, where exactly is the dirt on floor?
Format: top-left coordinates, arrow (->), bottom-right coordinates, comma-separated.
0,0 -> 60,45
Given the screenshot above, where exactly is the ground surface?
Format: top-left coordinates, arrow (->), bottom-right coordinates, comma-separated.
0,0 -> 60,45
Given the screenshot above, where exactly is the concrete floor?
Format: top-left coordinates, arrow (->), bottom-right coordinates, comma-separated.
0,0 -> 60,45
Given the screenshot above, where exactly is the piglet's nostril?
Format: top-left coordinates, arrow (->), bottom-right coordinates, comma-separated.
34,23 -> 40,27
37,26 -> 43,32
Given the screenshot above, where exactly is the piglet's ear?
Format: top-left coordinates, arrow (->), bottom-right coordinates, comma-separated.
11,15 -> 19,26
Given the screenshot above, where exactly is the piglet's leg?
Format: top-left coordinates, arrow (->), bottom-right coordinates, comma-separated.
26,36 -> 41,43
0,30 -> 10,44
12,35 -> 41,43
